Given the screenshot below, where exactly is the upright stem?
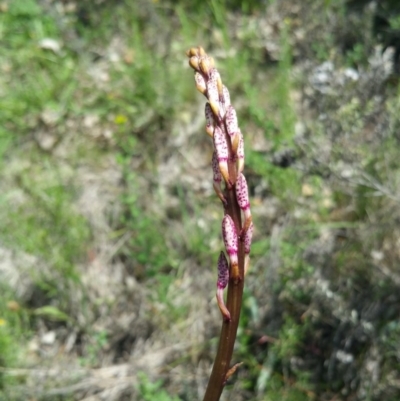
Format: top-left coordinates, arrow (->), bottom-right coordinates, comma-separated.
185,46 -> 253,401
203,178 -> 245,400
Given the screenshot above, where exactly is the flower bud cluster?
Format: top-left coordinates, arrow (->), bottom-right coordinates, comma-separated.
186,46 -> 254,321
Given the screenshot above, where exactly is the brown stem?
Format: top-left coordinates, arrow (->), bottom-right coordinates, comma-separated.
202,179 -> 245,400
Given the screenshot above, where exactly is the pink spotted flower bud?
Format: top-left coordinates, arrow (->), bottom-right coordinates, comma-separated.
222,214 -> 239,279
194,72 -> 207,96
206,68 -> 221,118
213,126 -> 230,186
236,173 -> 252,233
225,105 -> 240,154
216,251 -> 231,321
205,103 -> 215,137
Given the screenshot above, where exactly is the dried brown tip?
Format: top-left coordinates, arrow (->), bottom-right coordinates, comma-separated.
224,362 -> 244,385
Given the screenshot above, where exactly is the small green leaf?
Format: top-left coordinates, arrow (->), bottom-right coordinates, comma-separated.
33,306 -> 70,322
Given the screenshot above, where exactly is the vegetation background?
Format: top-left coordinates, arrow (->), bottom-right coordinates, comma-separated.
1,0 -> 400,400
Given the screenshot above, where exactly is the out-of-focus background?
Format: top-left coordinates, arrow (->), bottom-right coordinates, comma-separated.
1,0 -> 400,400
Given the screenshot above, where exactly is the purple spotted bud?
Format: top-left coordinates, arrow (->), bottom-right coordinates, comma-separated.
216,251 -> 231,321
237,173 -> 252,234
222,215 -> 238,261
225,105 -> 238,137
212,151 -> 222,184
222,215 -> 238,258
236,173 -> 250,214
212,152 -> 226,204
213,126 -> 230,186
225,105 -> 240,153
219,85 -> 231,118
222,214 -> 239,280
217,251 -> 229,289
194,72 -> 207,95
205,103 -> 215,137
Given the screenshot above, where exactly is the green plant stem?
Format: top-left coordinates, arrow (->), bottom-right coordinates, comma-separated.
203,182 -> 245,401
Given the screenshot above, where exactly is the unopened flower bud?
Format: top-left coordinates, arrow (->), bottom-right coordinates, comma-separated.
186,47 -> 198,57
237,130 -> 245,173
222,214 -> 239,279
212,152 -> 227,204
225,105 -> 240,153
216,251 -> 231,321
207,69 -> 221,118
194,72 -> 207,95
222,86 -> 231,108
213,126 -> 230,186
217,251 -> 229,290
199,57 -> 211,76
236,173 -> 252,234
187,46 -> 204,58
205,103 -> 215,137
236,173 -> 250,213
189,56 -> 200,71
225,105 -> 238,137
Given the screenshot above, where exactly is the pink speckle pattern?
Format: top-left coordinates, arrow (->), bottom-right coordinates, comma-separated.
212,151 -> 222,183
207,69 -> 220,106
217,251 -> 229,289
236,173 -> 250,211
205,103 -> 215,136
225,105 -> 238,137
222,215 -> 238,257
213,126 -> 228,162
